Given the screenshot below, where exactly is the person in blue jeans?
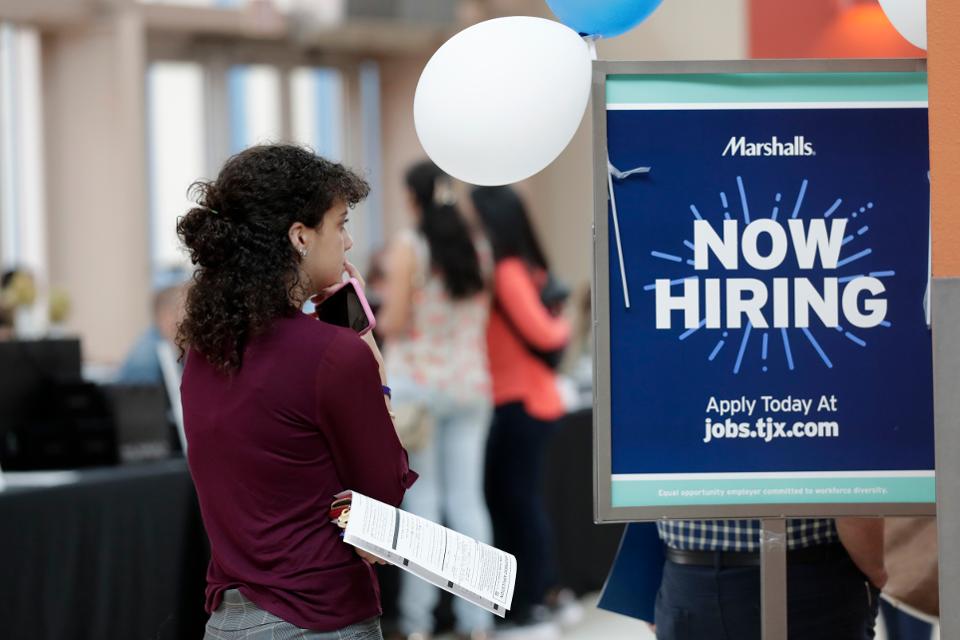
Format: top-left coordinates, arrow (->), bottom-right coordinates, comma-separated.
379,161 -> 494,640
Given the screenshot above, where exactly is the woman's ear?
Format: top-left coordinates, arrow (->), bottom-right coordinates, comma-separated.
288,221 -> 306,254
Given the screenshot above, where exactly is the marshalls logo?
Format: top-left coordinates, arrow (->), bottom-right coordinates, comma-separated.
723,136 -> 815,157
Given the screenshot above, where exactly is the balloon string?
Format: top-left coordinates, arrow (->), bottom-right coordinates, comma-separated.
609,163 -> 651,180
607,166 -> 631,309
586,36 -> 599,61
925,170 -> 931,328
586,33 -> 641,310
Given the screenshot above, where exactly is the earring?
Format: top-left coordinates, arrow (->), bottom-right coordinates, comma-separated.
299,248 -> 308,257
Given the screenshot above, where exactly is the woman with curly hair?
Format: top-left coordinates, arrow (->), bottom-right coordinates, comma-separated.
177,144 -> 417,640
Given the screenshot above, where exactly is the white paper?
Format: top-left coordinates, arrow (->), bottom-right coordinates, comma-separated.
343,491 -> 517,617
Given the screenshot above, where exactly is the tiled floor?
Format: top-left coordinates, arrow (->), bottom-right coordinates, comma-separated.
558,593 -> 655,639
431,593 -> 655,639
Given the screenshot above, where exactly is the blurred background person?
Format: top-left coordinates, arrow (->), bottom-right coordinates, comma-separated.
878,515 -> 939,640
1,267 -> 38,338
567,282 -> 594,409
0,299 -> 13,341
116,278 -> 187,384
470,185 -> 572,639
364,246 -> 391,350
0,266 -> 73,341
378,160 -> 493,640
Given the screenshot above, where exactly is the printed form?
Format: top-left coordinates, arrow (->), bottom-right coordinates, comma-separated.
343,492 -> 517,617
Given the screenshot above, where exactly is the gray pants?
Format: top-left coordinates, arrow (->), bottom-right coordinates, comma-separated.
204,589 -> 383,640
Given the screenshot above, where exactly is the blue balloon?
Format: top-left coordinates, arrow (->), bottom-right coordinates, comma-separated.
546,0 -> 664,39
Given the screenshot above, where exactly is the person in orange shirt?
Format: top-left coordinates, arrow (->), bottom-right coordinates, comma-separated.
470,186 -> 571,639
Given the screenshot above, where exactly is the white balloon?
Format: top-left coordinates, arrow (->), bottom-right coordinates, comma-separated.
878,0 -> 926,50
414,17 -> 592,186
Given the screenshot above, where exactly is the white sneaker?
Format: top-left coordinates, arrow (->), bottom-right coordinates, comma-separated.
548,589 -> 585,629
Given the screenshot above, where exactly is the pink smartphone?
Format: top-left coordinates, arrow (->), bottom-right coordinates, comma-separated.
314,278 -> 377,336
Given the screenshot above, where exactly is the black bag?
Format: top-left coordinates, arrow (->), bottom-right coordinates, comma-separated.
495,272 -> 570,370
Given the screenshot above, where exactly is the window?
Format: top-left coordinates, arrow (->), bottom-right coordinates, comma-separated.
139,0 -> 242,6
147,61 -> 205,273
0,23 -> 45,277
145,55 -> 383,278
228,64 -> 282,153
359,62 -> 384,252
290,66 -> 344,161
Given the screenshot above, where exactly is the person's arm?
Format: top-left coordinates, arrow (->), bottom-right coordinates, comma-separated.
495,259 -> 571,351
376,234 -> 417,339
315,330 -> 417,506
836,517 -> 887,589
313,261 -> 391,408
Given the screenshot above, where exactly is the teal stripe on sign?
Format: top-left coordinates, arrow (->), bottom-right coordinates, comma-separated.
611,476 -> 935,507
607,73 -> 928,105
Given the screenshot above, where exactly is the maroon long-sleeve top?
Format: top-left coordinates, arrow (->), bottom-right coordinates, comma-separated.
182,312 -> 417,631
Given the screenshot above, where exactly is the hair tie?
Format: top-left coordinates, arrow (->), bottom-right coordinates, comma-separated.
433,178 -> 457,207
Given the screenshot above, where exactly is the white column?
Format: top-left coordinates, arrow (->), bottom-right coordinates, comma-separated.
42,7 -> 150,363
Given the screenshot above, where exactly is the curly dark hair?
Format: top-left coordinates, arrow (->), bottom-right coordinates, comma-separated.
176,144 -> 369,374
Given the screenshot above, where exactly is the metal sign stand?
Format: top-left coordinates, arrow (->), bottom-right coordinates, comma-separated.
590,59 -> 935,640
934,278 -> 960,640
760,519 -> 788,640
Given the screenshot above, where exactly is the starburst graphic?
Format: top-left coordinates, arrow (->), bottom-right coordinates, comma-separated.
646,176 -> 895,374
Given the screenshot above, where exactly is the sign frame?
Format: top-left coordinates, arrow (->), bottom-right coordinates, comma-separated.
592,58 -> 934,523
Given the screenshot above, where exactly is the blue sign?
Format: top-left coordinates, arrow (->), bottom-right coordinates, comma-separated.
601,71 -> 934,509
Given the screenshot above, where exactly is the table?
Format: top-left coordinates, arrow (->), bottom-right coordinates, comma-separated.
0,459 -> 208,640
0,410 -> 620,639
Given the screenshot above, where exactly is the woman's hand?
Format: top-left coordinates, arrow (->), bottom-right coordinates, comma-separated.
343,260 -> 365,289
309,262 -> 386,381
310,261 -> 366,310
344,262 -> 386,375
361,331 -> 387,384
354,547 -> 387,565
